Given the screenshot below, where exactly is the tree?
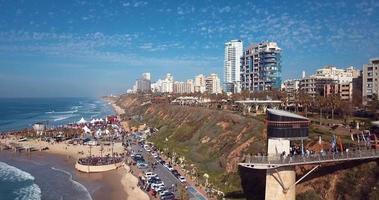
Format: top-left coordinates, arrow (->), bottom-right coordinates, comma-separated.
368,94 -> 379,120
326,94 -> 341,120
298,91 -> 312,117
315,95 -> 327,125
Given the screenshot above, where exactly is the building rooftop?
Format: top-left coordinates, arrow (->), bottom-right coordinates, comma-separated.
267,109 -> 308,120
370,58 -> 379,64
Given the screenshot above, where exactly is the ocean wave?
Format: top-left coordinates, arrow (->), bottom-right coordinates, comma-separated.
46,109 -> 78,114
52,114 -> 76,122
51,167 -> 92,200
0,162 -> 42,200
14,183 -> 42,200
0,162 -> 36,182
71,105 -> 82,110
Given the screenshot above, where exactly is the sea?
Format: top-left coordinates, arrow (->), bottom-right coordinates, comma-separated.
0,97 -> 114,200
0,97 -> 114,133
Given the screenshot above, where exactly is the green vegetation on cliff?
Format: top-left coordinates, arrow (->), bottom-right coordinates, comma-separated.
116,95 -> 266,193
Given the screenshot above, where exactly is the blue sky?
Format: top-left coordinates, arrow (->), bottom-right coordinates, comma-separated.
0,0 -> 378,97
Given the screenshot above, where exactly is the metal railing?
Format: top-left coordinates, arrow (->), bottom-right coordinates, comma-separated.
242,149 -> 379,167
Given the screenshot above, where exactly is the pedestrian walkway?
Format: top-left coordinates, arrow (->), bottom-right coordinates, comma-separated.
240,149 -> 379,169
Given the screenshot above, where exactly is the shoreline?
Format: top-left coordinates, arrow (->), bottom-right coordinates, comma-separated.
0,97 -> 149,200
0,138 -> 149,200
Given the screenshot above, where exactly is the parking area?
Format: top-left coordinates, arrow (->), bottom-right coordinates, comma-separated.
126,134 -> 207,200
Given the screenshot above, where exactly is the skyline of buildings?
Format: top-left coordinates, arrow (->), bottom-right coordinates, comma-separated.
129,72 -> 221,94
127,39 -> 379,108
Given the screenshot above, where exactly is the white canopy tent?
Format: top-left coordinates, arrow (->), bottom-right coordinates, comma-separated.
78,117 -> 87,124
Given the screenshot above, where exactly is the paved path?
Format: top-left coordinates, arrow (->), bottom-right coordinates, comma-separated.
129,142 -> 207,200
240,149 -> 379,169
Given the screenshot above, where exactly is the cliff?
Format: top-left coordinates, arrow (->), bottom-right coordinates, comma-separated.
113,95 -> 379,199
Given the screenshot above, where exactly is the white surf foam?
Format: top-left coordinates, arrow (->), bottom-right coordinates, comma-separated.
14,183 -> 42,200
47,109 -> 78,115
52,114 -> 76,122
51,167 -> 93,200
0,162 -> 36,182
0,162 -> 42,200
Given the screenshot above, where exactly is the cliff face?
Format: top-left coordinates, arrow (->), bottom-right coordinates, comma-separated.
116,95 -> 266,193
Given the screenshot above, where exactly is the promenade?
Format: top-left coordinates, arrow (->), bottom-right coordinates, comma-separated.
240,149 -> 379,169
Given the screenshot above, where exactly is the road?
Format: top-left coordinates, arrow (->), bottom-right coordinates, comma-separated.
129,141 -> 207,200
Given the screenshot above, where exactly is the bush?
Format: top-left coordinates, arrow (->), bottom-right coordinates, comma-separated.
297,191 -> 321,200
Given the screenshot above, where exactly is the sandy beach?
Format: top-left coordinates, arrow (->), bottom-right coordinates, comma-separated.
0,98 -> 149,200
0,136 -> 149,200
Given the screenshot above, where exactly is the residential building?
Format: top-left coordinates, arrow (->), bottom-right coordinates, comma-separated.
142,72 -> 151,80
352,71 -> 363,106
173,80 -> 194,94
240,42 -> 282,91
224,39 -> 243,93
300,66 -> 360,100
205,73 -> 222,94
194,74 -> 206,93
132,72 -> 151,93
281,79 -> 300,103
363,58 -> 379,104
324,82 -> 353,101
299,76 -> 336,97
161,73 -> 174,93
314,66 -> 360,84
151,79 -> 162,93
281,79 -> 300,94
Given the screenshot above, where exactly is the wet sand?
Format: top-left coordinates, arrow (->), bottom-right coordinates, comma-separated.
0,142 -> 148,200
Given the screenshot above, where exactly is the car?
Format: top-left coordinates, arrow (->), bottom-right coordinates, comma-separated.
137,162 -> 148,169
159,160 -> 166,165
160,194 -> 175,200
155,186 -> 166,193
164,164 -> 174,171
160,192 -> 175,199
178,176 -> 186,183
171,169 -> 179,175
147,177 -> 161,185
152,152 -> 159,158
151,182 -> 165,191
158,190 -> 171,197
144,172 -> 157,179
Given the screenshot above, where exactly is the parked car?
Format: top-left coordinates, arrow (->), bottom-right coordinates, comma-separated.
171,170 -> 180,177
164,164 -> 174,171
160,192 -> 175,200
144,172 -> 157,179
178,176 -> 186,183
137,162 -> 148,169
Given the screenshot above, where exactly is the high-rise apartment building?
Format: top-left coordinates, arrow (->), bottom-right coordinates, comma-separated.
205,73 -> 222,94
240,42 -> 282,91
133,72 -> 151,93
142,72 -> 151,80
173,80 -> 194,94
363,58 -> 379,104
224,40 -> 243,93
194,74 -> 206,93
161,73 -> 174,93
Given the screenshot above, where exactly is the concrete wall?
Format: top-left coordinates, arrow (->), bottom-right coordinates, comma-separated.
75,162 -> 123,173
265,166 -> 296,200
267,138 -> 290,157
